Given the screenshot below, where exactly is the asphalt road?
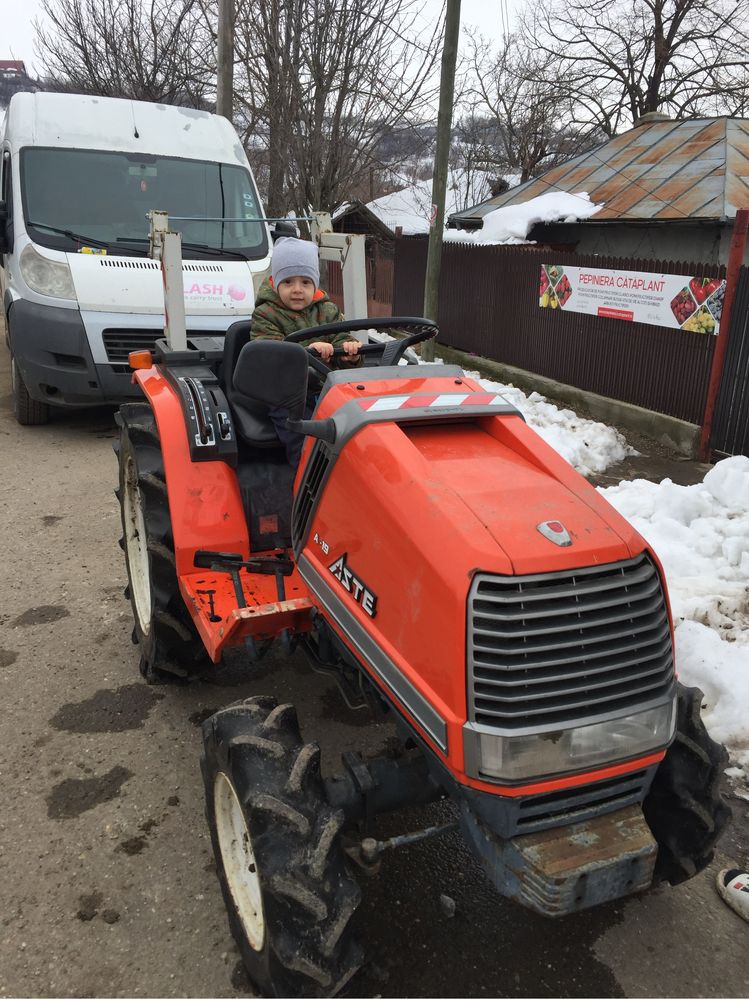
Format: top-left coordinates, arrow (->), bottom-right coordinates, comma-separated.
0,341 -> 747,998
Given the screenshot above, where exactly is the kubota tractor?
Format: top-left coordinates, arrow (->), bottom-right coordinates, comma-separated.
115,315 -> 730,997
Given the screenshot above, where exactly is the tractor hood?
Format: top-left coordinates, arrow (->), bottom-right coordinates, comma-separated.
301,371 -> 658,759
405,422 -> 633,576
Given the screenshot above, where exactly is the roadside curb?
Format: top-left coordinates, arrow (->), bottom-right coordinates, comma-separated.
436,343 -> 701,458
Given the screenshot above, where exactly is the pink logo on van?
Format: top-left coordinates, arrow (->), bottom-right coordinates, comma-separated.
227,284 -> 247,301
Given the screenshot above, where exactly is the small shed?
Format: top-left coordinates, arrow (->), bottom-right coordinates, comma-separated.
449,114 -> 749,265
332,200 -> 396,250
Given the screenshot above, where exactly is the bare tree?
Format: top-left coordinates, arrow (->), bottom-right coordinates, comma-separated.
466,32 -> 598,183
35,0 -> 214,106
232,0 -> 441,216
522,0 -> 749,135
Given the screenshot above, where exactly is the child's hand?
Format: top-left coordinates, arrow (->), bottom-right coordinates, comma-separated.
342,341 -> 361,356
309,341 -> 334,360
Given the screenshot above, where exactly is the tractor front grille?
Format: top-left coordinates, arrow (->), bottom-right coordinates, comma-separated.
102,328 -> 225,367
468,554 -> 674,730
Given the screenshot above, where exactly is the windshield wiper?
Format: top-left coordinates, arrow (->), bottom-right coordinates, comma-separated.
27,221 -> 148,256
115,237 -> 247,260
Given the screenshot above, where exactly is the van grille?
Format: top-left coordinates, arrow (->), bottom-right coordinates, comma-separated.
468,554 -> 674,730
102,329 -> 224,366
98,259 -> 223,272
292,442 -> 332,551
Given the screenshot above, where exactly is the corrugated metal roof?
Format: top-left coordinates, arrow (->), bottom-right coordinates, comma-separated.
453,117 -> 749,225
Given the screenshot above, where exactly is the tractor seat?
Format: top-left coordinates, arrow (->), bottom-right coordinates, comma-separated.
221,320 -> 280,447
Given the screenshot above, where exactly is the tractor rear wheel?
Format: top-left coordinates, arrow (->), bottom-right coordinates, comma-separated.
644,682 -> 731,885
116,403 -> 210,683
202,696 -> 362,998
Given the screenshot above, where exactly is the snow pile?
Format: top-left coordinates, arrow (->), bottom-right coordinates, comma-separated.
445,191 -> 602,245
464,370 -> 632,475
601,456 -> 749,768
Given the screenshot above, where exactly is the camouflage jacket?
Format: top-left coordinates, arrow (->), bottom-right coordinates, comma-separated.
251,278 -> 361,361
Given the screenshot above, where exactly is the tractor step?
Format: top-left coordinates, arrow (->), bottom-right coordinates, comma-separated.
180,568 -> 313,660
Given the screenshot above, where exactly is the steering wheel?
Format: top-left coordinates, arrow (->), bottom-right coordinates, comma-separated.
283,317 -> 438,372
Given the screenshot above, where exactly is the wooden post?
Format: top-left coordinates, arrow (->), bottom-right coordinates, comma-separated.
698,208 -> 749,461
422,0 -> 461,361
216,0 -> 235,120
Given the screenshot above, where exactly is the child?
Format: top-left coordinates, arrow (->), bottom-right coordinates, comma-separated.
251,237 -> 361,467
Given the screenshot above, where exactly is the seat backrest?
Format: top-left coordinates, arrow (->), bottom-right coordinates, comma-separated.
220,320 -> 253,393
233,339 -> 309,414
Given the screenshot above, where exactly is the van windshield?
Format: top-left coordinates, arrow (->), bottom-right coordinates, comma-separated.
20,147 -> 268,260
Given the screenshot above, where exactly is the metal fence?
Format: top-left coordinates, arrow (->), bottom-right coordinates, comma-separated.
712,265 -> 749,456
393,237 -> 724,425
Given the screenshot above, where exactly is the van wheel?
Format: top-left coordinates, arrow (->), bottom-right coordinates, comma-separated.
11,355 -> 50,425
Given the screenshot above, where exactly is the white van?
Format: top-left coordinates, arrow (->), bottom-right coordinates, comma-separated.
0,92 -> 271,424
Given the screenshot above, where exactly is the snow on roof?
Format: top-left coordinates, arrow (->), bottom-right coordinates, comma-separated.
365,170 -> 517,235
444,191 -> 602,245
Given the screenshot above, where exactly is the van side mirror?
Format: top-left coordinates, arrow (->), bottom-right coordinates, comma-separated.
0,201 -> 10,254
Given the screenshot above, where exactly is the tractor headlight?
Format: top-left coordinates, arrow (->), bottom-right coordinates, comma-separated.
20,243 -> 76,300
465,700 -> 675,783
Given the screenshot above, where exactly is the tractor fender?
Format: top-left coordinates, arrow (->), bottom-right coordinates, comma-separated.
132,366 -> 250,576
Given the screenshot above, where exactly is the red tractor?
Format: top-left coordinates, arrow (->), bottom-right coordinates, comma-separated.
115,316 -> 729,997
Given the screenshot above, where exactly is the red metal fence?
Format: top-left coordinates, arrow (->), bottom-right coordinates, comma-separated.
712,264 -> 749,456
393,237 -> 724,425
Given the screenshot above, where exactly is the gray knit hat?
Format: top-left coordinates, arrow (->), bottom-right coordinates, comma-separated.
271,237 -> 319,288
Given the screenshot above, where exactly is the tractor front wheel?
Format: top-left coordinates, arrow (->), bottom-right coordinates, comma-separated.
202,696 -> 362,997
644,682 -> 731,885
116,403 -> 211,683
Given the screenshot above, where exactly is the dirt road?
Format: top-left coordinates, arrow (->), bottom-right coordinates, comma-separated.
0,343 -> 747,998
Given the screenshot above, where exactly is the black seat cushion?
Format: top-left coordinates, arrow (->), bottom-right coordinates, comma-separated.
229,394 -> 282,446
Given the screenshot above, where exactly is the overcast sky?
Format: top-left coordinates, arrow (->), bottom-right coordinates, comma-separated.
1,0 -> 522,74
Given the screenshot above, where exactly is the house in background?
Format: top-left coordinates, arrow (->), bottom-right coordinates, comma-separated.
449,114 -> 749,265
336,169 -> 518,238
0,61 -> 27,80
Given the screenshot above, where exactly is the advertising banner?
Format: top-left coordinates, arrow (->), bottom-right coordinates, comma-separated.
539,264 -> 726,335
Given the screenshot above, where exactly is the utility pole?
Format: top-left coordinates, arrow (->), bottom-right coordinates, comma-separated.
216,0 -> 235,120
422,0 -> 461,361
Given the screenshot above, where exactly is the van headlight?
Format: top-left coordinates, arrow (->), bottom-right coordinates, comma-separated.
464,700 -> 676,783
20,243 -> 76,300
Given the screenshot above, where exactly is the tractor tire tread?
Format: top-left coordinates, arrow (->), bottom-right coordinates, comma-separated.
644,683 -> 731,885
202,701 -> 361,998
116,407 -> 210,683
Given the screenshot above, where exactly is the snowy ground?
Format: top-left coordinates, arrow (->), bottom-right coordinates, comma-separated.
602,460 -> 749,777
464,367 -> 749,776
464,369 -> 633,476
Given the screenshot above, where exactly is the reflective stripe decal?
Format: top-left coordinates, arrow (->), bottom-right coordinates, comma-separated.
366,395 -> 412,412
358,392 -> 509,411
298,555 -> 448,753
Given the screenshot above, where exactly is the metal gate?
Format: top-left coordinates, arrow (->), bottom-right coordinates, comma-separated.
712,265 -> 749,456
